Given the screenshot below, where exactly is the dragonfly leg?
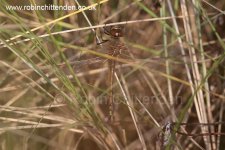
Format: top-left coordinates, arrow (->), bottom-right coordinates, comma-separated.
97,39 -> 109,45
103,26 -> 111,35
96,24 -> 111,45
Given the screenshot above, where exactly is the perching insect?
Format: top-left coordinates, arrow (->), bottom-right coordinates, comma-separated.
97,25 -> 126,122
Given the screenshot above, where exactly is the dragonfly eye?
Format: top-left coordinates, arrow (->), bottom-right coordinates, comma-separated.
110,26 -> 123,38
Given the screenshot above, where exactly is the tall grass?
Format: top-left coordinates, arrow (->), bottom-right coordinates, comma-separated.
0,0 -> 225,149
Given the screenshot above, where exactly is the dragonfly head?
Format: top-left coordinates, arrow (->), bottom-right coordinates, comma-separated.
110,26 -> 123,38
104,25 -> 123,39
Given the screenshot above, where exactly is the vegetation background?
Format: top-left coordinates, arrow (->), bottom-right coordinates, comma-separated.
0,0 -> 225,149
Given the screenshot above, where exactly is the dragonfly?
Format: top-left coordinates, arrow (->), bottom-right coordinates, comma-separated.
55,24 -> 216,124
59,25 -> 128,122
66,25 -> 198,123
97,25 -> 125,122
55,26 -> 216,124
159,121 -> 225,149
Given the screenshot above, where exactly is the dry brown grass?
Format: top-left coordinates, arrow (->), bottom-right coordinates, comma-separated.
0,0 -> 225,150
